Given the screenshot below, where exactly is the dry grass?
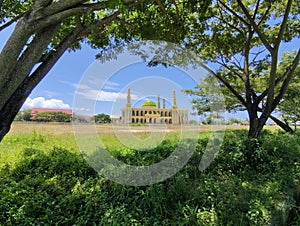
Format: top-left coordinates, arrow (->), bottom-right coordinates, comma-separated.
9,123 -> 248,135
9,122 -> 280,137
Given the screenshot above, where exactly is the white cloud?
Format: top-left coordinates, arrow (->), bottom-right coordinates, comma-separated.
60,80 -> 120,91
23,97 -> 70,109
59,80 -> 78,88
76,89 -> 138,102
102,81 -> 120,91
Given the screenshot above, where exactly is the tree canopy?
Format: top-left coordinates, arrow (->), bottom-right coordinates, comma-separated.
0,0 -> 299,140
32,111 -> 72,122
183,0 -> 300,137
0,0 -> 205,141
94,113 -> 111,124
279,55 -> 300,130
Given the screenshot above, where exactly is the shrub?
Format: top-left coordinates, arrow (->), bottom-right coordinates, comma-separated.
0,130 -> 299,225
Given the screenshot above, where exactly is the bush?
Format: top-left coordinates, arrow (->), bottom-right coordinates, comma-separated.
0,130 -> 299,225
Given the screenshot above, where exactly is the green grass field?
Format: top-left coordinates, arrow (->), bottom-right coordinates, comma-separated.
0,123 -> 299,225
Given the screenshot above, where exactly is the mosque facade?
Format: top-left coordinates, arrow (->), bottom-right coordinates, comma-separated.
121,89 -> 189,124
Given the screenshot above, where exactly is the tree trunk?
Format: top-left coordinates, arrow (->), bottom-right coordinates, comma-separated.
248,117 -> 265,138
247,109 -> 294,138
0,91 -> 27,142
0,122 -> 12,142
0,25 -> 85,142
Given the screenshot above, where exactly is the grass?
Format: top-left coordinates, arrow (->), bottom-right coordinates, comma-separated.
0,123 -> 299,225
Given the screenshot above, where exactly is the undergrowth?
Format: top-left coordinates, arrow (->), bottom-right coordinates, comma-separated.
0,130 -> 299,225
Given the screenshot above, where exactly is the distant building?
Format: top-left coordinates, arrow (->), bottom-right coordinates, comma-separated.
121,89 -> 188,124
31,108 -> 73,117
110,115 -> 120,123
265,121 -> 276,126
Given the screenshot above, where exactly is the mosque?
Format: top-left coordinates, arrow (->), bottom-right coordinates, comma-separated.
121,89 -> 189,124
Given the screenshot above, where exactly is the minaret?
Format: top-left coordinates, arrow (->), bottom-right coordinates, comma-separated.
157,95 -> 161,108
126,88 -> 131,107
162,99 -> 166,109
172,91 -> 177,108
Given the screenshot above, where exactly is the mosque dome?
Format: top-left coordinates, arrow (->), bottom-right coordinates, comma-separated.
142,100 -> 156,107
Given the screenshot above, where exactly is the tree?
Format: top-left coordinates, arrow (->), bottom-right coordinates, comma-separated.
280,89 -> 300,131
14,109 -> 32,121
0,0 -> 127,140
0,0 -> 207,141
94,113 -> 111,124
183,0 -> 300,138
32,111 -> 71,122
279,58 -> 300,130
72,114 -> 91,123
228,118 -> 243,125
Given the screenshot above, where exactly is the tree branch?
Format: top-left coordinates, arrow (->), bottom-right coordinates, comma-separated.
243,29 -> 254,106
249,47 -> 267,66
171,0 -> 179,16
86,11 -> 121,33
30,2 -> 106,32
1,25 -> 59,109
115,17 -> 135,31
257,3 -> 271,26
216,59 -> 244,82
256,53 -> 297,104
155,0 -> 172,23
252,0 -> 261,20
275,0 -> 293,49
256,107 -> 294,133
201,63 -> 247,107
0,0 -> 3,12
0,12 -> 26,32
217,0 -> 250,26
0,18 -> 33,107
215,14 -> 245,34
269,114 -> 294,133
43,0 -> 87,16
0,26 -> 82,141
236,0 -> 273,54
271,49 -> 300,111
31,0 -> 52,9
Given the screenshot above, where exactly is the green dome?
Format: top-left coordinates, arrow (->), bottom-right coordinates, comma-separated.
142,100 -> 156,107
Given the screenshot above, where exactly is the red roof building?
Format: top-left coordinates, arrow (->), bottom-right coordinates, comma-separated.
31,108 -> 73,117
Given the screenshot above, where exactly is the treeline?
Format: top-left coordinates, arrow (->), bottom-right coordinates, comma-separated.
14,110 -> 72,123
14,110 -> 112,123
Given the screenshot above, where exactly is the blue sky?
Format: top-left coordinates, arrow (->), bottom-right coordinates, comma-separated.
1,24 -> 299,121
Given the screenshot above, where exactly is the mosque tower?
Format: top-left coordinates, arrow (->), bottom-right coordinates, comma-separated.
126,88 -> 131,107
172,90 -> 177,109
157,94 -> 160,108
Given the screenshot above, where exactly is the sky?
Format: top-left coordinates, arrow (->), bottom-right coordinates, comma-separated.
1,23 -> 299,121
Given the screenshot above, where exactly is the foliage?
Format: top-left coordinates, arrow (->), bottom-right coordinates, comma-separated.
201,113 -> 226,125
280,88 -> 300,129
14,109 -> 31,121
94,113 -> 111,124
0,129 -> 300,225
32,112 -> 71,123
227,117 -> 244,125
183,0 -> 300,137
0,0 -> 211,141
72,114 -> 91,123
279,55 -> 300,130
